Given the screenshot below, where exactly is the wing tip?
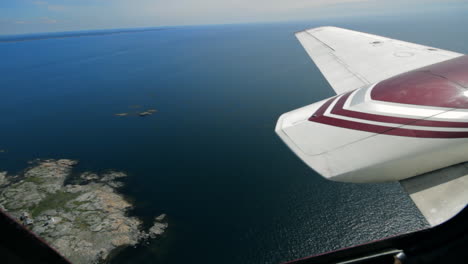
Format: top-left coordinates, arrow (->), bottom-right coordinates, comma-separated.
294,26 -> 341,36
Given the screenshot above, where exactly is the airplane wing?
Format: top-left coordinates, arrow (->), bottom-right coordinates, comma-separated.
280,27 -> 468,227
296,27 -> 463,94
400,163 -> 468,226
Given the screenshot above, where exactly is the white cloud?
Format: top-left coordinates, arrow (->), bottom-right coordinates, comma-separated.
10,17 -> 58,26
120,0 -> 377,25
39,17 -> 58,24
48,5 -> 66,11
124,0 -> 465,26
32,0 -> 67,12
3,0 -> 464,35
33,0 -> 48,5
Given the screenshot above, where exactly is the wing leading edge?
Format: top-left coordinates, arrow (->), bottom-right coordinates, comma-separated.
296,26 -> 462,94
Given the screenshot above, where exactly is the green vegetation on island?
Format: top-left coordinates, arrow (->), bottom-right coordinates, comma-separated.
0,159 -> 168,264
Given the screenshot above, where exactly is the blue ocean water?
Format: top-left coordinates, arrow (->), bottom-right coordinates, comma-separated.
1,10 -> 467,264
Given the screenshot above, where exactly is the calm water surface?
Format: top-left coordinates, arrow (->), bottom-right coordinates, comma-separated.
1,10 -> 467,264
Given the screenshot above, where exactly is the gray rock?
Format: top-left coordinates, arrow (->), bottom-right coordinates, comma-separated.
2,182 -> 44,210
65,184 -> 86,193
32,225 -> 47,234
90,223 -> 104,232
106,181 -> 124,188
148,222 -> 168,238
36,215 -> 49,222
138,111 -> 152,117
20,211 -> 30,219
155,213 -> 167,222
57,159 -> 78,167
147,214 -> 168,239
41,209 -> 57,216
25,218 -> 34,225
0,159 -> 151,264
48,222 -> 73,237
80,172 -> 99,181
0,171 -> 8,186
61,212 -> 76,222
49,216 -> 62,224
100,171 -> 127,182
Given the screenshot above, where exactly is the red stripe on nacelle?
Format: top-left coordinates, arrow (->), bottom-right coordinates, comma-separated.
331,92 -> 468,128
309,95 -> 468,138
312,114 -> 468,138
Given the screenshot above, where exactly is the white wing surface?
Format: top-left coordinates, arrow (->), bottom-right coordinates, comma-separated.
296,26 -> 463,94
400,163 -> 468,226
287,26 -> 468,226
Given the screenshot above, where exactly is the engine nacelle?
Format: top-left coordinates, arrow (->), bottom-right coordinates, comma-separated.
276,56 -> 468,183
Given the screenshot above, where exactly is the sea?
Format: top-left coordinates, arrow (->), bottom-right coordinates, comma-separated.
1,9 -> 467,264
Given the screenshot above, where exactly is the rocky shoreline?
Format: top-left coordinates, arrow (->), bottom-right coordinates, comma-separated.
0,159 -> 167,264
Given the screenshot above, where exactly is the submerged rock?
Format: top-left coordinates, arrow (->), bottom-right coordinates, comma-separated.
155,213 -> 166,222
100,171 -> 127,182
0,159 -> 167,264
114,108 -> 157,118
138,111 -> 152,117
0,172 -> 8,186
148,214 -> 168,239
80,172 -> 99,181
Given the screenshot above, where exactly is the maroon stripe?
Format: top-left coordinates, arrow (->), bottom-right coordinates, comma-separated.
312,115 -> 468,138
308,92 -> 468,138
313,115 -> 394,134
385,127 -> 468,138
308,97 -> 336,121
330,92 -> 468,128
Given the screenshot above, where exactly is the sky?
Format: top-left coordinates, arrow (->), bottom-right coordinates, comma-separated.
1,0 -> 467,35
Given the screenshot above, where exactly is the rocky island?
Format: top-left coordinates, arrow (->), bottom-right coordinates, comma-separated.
0,159 -> 167,264
114,108 -> 158,118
